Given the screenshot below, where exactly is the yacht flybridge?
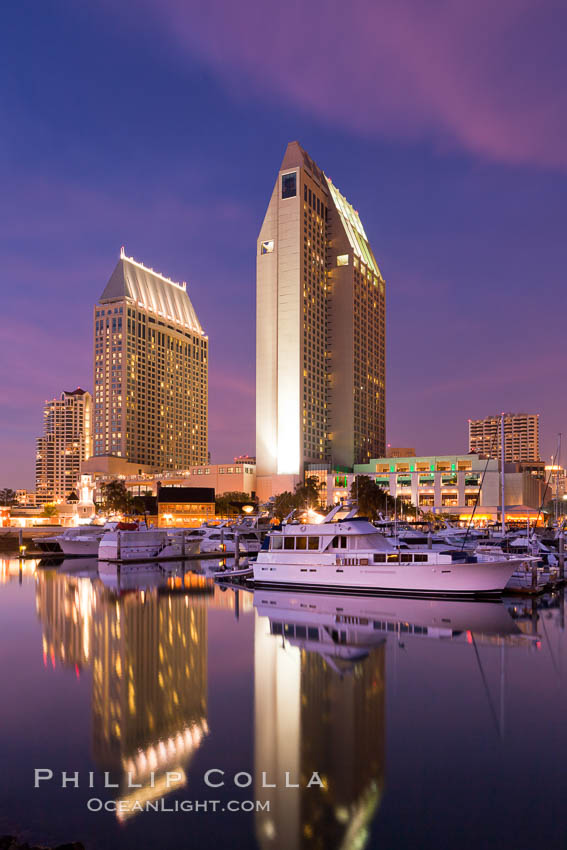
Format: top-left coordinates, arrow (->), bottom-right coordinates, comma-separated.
253,504 -> 525,597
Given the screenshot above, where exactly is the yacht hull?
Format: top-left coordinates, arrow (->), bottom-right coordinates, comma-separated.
59,538 -> 101,557
33,538 -> 63,554
253,558 -> 518,597
98,532 -> 200,562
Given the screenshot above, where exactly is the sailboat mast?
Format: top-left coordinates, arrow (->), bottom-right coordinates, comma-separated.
501,412 -> 506,535
555,433 -> 562,525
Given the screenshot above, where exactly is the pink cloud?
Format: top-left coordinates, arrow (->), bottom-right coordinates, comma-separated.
121,0 -> 567,170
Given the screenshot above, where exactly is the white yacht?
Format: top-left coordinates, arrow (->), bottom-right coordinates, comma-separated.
184,524 -> 252,554
32,529 -> 66,554
253,505 -> 524,596
376,521 -> 481,552
56,522 -> 121,557
98,529 -> 200,562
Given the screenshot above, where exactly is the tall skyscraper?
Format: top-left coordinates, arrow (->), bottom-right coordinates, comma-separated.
256,142 -> 385,484
94,249 -> 208,469
468,413 -> 540,462
35,388 -> 92,503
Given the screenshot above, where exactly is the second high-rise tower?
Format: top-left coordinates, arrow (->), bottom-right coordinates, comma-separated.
256,142 -> 385,487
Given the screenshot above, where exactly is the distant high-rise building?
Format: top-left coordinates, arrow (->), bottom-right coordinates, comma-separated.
468,413 -> 540,462
35,388 -> 92,503
256,142 -> 386,483
93,250 -> 208,469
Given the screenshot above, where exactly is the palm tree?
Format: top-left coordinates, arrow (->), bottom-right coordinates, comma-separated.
100,480 -> 131,513
0,488 -> 17,506
215,491 -> 257,516
272,491 -> 297,520
294,476 -> 322,510
349,475 -> 394,519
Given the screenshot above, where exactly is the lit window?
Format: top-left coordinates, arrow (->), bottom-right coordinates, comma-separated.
337,255 -> 349,266
261,240 -> 274,254
282,172 -> 297,199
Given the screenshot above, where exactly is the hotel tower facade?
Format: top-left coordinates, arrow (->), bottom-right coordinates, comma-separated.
256,142 -> 385,488
93,250 -> 208,469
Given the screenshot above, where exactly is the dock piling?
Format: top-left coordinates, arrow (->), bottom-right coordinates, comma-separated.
234,532 -> 240,566
531,560 -> 537,592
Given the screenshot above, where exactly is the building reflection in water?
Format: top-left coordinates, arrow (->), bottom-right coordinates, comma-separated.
251,586 -> 553,850
254,593 -> 386,850
91,588 -> 208,817
0,557 -> 38,586
35,568 -> 94,671
34,569 -> 209,819
31,565 -> 559,834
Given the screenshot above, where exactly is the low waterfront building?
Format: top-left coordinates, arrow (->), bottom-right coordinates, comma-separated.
123,462 -> 257,500
326,453 -> 549,523
16,489 -> 37,506
157,486 -> 215,527
82,458 -> 256,503
545,464 -> 566,499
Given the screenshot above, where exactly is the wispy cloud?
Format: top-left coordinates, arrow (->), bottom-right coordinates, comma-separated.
117,0 -> 567,170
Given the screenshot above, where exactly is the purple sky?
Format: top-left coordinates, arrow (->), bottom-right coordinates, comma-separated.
1,0 -> 566,487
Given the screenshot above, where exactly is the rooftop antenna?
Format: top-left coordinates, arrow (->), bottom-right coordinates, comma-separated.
120,245 -> 125,259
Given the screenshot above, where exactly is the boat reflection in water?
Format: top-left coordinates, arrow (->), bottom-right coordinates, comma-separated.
252,588 -> 538,850
254,589 -> 386,850
34,569 -> 209,819
57,557 -> 99,578
97,559 -> 217,595
254,590 -> 537,650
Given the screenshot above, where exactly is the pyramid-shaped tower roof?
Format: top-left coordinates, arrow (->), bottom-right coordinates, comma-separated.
99,250 -> 204,336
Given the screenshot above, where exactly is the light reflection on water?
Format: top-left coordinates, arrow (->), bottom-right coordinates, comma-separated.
0,557 -> 565,850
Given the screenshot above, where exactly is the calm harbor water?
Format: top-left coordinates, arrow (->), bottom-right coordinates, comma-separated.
1,556 -> 566,850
